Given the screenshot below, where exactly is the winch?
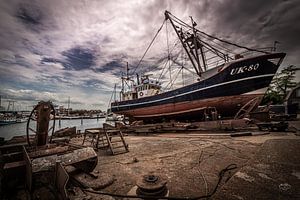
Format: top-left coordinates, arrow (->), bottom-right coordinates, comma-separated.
127,172 -> 169,199
136,173 -> 168,197
0,101 -> 98,198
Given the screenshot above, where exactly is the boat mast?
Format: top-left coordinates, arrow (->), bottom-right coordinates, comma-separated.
121,74 -> 124,101
190,16 -> 204,73
126,62 -> 129,79
121,62 -> 130,101
165,11 -> 201,77
190,16 -> 207,71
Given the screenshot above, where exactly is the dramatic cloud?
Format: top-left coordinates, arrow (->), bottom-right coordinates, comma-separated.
0,0 -> 299,110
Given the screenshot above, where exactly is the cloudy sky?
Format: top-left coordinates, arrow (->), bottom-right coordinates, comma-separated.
0,0 -> 299,111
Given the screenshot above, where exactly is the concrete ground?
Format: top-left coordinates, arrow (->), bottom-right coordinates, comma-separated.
70,129 -> 300,200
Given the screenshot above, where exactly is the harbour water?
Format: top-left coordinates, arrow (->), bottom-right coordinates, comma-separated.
0,118 -> 106,140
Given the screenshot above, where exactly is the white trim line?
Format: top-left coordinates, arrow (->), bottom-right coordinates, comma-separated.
242,87 -> 268,95
112,74 -> 274,108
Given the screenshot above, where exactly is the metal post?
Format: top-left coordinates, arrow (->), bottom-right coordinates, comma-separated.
36,102 -> 52,146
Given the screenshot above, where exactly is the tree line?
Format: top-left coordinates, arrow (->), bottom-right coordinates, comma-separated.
262,65 -> 300,105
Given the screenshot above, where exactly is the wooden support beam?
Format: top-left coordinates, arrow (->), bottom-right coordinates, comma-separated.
28,146 -> 69,159
31,147 -> 97,173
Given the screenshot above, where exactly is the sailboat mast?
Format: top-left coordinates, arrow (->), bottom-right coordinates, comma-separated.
164,11 -> 201,77
67,96 -> 70,116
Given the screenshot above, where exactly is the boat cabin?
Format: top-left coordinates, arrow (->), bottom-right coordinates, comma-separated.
121,75 -> 161,101
136,82 -> 161,99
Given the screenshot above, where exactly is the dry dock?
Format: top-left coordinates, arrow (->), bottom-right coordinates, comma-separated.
1,121 -> 300,200
66,129 -> 300,200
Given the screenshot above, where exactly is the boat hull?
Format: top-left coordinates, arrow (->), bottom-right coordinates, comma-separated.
116,93 -> 263,120
111,53 -> 285,121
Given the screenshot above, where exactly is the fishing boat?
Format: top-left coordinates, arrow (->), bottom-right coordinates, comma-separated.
0,116 -> 17,126
110,11 -> 285,122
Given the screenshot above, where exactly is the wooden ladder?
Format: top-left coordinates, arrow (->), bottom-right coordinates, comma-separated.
82,128 -> 129,155
82,129 -> 101,148
105,129 -> 129,155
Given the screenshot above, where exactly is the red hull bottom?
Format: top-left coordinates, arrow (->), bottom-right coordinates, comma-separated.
115,94 -> 264,121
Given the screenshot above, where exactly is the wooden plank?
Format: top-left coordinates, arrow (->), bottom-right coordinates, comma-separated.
3,160 -> 26,170
31,147 -> 97,173
28,146 -> 69,158
23,146 -> 32,192
0,142 -> 28,150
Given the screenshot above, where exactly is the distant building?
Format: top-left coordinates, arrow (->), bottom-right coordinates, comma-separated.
55,105 -> 72,116
284,82 -> 300,116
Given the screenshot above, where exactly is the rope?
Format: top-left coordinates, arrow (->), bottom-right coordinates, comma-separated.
131,19 -> 166,75
166,21 -> 173,88
167,11 -> 270,54
164,66 -> 183,90
83,163 -> 238,199
195,29 -> 270,54
157,59 -> 170,81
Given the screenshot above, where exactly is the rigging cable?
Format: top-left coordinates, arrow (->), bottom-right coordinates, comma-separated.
131,19 -> 166,75
157,58 -> 170,81
167,12 -> 270,54
164,65 -> 183,90
166,21 -> 172,88
195,29 -> 270,54
157,38 -> 181,82
170,51 -> 198,76
169,67 -> 183,90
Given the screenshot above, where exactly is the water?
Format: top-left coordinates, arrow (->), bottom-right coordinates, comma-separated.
0,118 -> 106,140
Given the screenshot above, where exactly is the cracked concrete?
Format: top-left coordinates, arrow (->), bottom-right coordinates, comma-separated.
69,131 -> 299,199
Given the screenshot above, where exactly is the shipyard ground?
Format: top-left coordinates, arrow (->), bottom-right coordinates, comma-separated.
66,124 -> 300,200
3,122 -> 300,200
